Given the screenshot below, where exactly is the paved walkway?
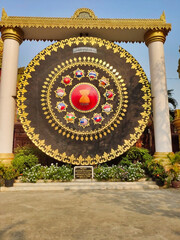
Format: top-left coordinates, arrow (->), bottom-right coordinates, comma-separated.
0,189 -> 180,240
0,180 -> 159,191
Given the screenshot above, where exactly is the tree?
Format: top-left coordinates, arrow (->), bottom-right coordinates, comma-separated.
177,47 -> 180,79
168,89 -> 178,121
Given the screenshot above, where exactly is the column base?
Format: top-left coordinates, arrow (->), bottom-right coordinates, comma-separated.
0,153 -> 14,166
153,152 -> 170,159
153,152 -> 172,169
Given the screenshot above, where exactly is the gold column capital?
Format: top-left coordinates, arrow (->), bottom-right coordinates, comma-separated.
173,109 -> 180,130
173,109 -> 180,149
1,27 -> 24,45
0,38 -> 3,68
144,30 -> 166,46
174,109 -> 180,119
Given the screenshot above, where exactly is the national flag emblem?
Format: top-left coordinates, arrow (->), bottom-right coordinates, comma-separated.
65,113 -> 75,122
88,71 -> 97,79
56,88 -> 65,98
100,78 -> 109,87
63,77 -> 71,84
79,117 -> 89,127
57,102 -> 66,111
103,104 -> 112,113
106,91 -> 113,99
76,70 -> 83,78
94,114 -> 102,123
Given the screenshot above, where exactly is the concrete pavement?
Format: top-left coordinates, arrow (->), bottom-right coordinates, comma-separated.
0,189 -> 180,240
0,180 -> 159,191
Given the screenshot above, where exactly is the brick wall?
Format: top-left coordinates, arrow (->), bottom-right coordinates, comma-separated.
13,123 -> 32,150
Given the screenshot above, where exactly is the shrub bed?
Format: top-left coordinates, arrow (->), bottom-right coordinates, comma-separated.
94,162 -> 145,182
21,164 -> 73,183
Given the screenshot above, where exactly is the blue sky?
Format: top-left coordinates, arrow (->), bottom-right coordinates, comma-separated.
0,0 -> 180,107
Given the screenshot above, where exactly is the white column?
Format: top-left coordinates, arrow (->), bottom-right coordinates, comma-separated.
145,30 -> 172,156
0,27 -> 23,164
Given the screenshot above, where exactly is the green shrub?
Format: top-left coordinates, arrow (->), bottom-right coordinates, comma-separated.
14,145 -> 37,155
123,162 -> 145,181
21,164 -> 42,183
0,165 -> 4,186
144,159 -> 168,185
0,164 -> 4,177
0,165 -> 18,181
14,145 -> 60,166
2,165 -> 18,180
41,164 -> 73,181
165,152 -> 180,185
144,152 -> 180,187
167,152 -> 180,164
94,165 -> 111,181
120,147 -> 152,166
119,157 -> 132,167
94,163 -> 145,182
12,153 -> 38,173
21,164 -> 73,183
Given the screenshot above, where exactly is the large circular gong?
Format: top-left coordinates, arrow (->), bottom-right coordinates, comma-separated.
17,37 -> 151,165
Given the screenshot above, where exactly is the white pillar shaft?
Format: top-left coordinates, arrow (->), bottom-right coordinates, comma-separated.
148,41 -> 172,152
0,38 -> 20,153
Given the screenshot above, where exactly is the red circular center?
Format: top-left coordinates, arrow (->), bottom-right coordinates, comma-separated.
70,83 -> 99,112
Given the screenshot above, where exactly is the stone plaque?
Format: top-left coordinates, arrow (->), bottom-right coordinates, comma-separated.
74,166 -> 93,179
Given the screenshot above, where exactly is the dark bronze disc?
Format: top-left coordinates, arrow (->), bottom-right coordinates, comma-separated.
17,37 -> 151,165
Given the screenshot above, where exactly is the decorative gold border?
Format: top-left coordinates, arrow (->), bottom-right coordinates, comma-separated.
1,27 -> 24,44
144,30 -> 166,46
69,82 -> 101,113
1,9 -> 171,43
17,37 -> 151,165
0,39 -> 3,68
72,8 -> 97,19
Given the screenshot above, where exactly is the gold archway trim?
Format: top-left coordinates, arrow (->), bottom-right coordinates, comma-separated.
0,8 -> 171,43
72,8 -> 97,19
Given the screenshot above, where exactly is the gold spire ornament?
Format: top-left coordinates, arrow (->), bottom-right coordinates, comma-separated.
160,11 -> 166,22
1,8 -> 8,19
